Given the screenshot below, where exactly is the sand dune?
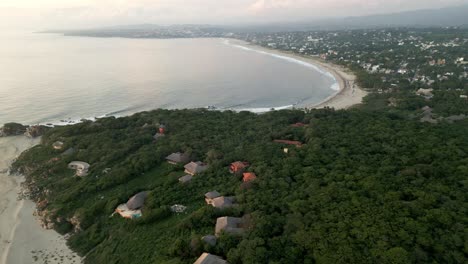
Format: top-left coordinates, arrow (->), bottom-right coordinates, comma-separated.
0,136 -> 81,264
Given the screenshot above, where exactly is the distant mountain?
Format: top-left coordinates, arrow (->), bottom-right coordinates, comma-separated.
46,5 -> 468,36
242,5 -> 468,32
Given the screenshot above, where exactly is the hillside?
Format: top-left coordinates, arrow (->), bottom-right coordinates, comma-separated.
12,105 -> 467,263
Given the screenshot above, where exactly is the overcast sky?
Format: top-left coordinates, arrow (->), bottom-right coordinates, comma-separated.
1,0 -> 467,30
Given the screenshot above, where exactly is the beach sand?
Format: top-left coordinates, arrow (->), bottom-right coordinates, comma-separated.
228,39 -> 367,110
0,136 -> 81,264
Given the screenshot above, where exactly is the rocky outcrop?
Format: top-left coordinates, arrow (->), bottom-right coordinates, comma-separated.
0,122 -> 28,137
0,123 -> 50,138
25,125 -> 50,138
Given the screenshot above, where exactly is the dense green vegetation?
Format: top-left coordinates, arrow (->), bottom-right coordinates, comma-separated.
10,27 -> 468,264
13,105 -> 468,263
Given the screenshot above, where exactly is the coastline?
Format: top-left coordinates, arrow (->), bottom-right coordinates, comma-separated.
227,39 -> 367,110
0,136 -> 81,264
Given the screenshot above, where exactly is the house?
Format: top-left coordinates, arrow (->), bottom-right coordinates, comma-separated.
273,140 -> 303,147
416,88 -> 434,99
215,217 -> 244,236
52,141 -> 64,150
205,191 -> 221,205
243,173 -> 257,183
165,152 -> 190,165
460,95 -> 467,99
229,161 -> 249,174
211,196 -> 235,209
115,191 -> 148,219
179,175 -> 193,184
67,161 -> 90,177
184,161 -> 208,175
194,253 -> 227,264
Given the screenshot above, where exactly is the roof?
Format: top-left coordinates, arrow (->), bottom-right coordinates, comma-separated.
230,161 -> 248,170
212,196 -> 235,209
243,173 -> 257,182
166,152 -> 190,163
126,191 -> 148,210
194,253 -> 227,264
61,147 -> 75,156
205,191 -> 221,199
273,140 -> 303,147
215,217 -> 244,236
68,161 -> 90,170
179,175 -> 193,183
52,141 -> 64,147
184,161 -> 208,175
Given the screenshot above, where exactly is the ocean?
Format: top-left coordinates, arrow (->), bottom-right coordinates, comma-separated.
0,31 -> 337,126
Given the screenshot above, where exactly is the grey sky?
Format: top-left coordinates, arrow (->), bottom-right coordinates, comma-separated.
1,0 -> 467,30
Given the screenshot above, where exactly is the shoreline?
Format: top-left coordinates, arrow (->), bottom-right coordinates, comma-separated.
227,39 -> 368,110
0,136 -> 81,264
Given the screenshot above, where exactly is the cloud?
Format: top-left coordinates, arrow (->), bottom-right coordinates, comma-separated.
1,0 -> 467,30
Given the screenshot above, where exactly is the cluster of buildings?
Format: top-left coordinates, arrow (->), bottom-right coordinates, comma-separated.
237,28 -> 468,91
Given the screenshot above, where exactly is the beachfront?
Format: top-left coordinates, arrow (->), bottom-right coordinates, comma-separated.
0,136 -> 81,264
228,39 -> 368,110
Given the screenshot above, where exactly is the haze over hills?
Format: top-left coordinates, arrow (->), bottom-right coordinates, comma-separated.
49,5 -> 468,37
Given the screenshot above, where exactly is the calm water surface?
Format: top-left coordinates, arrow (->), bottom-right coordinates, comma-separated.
0,32 -> 336,125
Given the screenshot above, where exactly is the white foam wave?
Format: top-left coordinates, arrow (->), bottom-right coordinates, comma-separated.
233,104 -> 294,114
223,39 -> 339,91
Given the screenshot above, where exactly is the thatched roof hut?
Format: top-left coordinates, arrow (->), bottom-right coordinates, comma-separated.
184,161 -> 208,175
126,191 -> 148,210
215,217 -> 244,236
166,152 -> 190,165
194,253 -> 227,264
211,196 -> 235,209
179,175 -> 193,184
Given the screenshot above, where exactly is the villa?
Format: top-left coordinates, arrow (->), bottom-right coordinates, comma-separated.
205,191 -> 221,205
215,217 -> 244,236
184,161 -> 208,175
194,253 -> 227,264
229,161 -> 249,174
166,152 -> 190,165
67,161 -> 90,177
115,191 -> 148,219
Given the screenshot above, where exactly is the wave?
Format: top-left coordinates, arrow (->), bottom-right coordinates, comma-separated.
223,39 -> 339,91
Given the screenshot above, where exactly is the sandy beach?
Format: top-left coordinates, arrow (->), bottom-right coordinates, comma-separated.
0,136 -> 81,264
228,39 -> 367,110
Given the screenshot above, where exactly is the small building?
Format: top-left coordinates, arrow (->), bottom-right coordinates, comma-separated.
52,141 -> 64,150
179,175 -> 193,184
184,161 -> 208,175
211,196 -> 235,209
242,172 -> 257,183
273,140 -> 303,148
201,235 -> 217,246
194,253 -> 227,264
115,191 -> 148,219
61,147 -> 75,156
166,152 -> 190,165
205,191 -> 221,205
416,88 -> 434,99
229,161 -> 249,174
171,204 -> 187,213
215,217 -> 244,236
67,161 -> 90,177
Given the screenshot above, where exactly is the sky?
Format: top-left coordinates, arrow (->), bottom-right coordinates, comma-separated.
1,0 -> 467,30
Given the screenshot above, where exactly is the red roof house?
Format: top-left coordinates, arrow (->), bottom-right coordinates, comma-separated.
229,161 -> 249,174
291,122 -> 307,127
243,172 -> 257,182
